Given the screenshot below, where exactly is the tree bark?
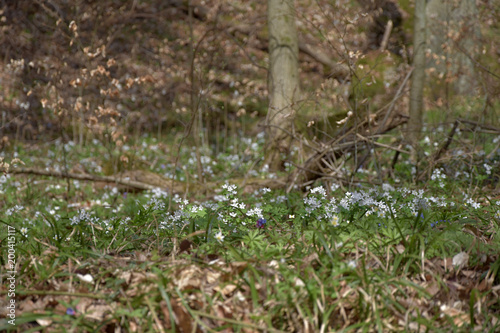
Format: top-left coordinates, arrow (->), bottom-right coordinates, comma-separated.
408,0 -> 426,146
265,0 -> 300,170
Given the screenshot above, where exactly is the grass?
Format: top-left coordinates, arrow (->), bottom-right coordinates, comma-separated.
0,126 -> 499,332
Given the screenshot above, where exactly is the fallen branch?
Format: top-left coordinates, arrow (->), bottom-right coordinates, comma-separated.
9,167 -> 157,191
287,73 -> 411,189
8,168 -> 287,195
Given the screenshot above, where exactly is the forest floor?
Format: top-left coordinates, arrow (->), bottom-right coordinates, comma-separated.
1,126 -> 500,332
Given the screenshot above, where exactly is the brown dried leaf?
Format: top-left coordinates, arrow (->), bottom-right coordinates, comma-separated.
171,299 -> 193,333
174,265 -> 203,291
214,283 -> 237,296
424,281 -> 440,297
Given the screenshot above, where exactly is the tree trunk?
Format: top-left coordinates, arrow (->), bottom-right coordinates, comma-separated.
408,0 -> 426,146
265,0 -> 300,170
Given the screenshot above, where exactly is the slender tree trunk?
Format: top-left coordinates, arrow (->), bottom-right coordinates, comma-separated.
408,0 -> 426,146
265,0 -> 299,170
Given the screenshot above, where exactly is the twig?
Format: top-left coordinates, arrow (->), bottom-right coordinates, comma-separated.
457,118 -> 500,133
432,120 -> 459,164
376,68 -> 413,135
356,133 -> 411,154
454,43 -> 500,80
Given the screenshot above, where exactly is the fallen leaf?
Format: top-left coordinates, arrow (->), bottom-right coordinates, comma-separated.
36,318 -> 53,326
452,252 -> 469,269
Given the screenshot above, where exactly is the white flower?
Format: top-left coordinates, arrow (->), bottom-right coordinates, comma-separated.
347,260 -> 357,269
268,260 -> 279,268
330,183 -> 340,192
214,231 -> 225,242
20,227 -> 28,235
246,207 -> 263,217
484,164 -> 492,175
310,186 -> 326,197
230,198 -> 239,208
289,214 -> 295,219
331,215 -> 340,227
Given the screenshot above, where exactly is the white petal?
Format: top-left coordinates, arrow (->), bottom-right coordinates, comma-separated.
76,273 -> 94,283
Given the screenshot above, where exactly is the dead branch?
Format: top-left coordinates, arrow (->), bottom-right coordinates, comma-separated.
8,168 -> 287,195
288,87 -> 410,189
9,168 -> 158,191
379,20 -> 393,52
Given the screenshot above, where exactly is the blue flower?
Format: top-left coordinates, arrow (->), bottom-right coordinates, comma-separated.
256,218 -> 267,229
66,307 -> 76,316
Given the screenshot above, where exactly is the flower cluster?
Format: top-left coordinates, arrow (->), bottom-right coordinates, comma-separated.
431,168 -> 447,188
71,209 -> 92,225
5,205 -> 24,217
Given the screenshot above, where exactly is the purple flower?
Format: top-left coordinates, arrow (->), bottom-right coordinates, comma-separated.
66,307 -> 76,316
256,218 -> 267,229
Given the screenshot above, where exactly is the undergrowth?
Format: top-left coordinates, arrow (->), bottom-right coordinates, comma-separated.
1,127 -> 500,332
